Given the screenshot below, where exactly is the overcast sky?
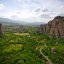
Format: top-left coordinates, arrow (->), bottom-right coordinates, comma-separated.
0,0 -> 64,23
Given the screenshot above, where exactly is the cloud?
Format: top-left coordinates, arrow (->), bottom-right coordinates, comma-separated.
13,0 -> 22,2
39,14 -> 51,18
6,10 -> 34,20
34,8 -> 41,12
58,13 -> 64,16
57,0 -> 64,2
0,0 -> 64,23
42,8 -> 49,12
10,15 -> 17,19
0,4 -> 6,10
34,8 -> 49,14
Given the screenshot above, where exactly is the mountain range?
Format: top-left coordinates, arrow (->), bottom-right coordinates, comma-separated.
0,17 -> 44,26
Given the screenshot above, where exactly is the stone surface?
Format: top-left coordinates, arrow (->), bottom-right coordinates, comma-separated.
51,48 -> 56,54
0,24 -> 2,34
40,16 -> 64,38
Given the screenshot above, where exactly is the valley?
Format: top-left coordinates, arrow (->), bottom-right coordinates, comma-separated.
0,16 -> 64,64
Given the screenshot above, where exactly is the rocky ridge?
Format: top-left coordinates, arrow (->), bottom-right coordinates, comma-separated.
40,16 -> 64,38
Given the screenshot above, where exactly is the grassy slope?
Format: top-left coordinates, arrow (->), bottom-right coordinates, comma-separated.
0,33 -> 64,64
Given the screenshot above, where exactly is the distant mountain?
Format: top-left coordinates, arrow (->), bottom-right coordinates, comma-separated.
0,18 -> 18,25
0,18 -> 30,25
0,17 -> 44,26
26,22 -> 45,26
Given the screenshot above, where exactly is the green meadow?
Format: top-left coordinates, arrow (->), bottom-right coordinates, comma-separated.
0,32 -> 64,64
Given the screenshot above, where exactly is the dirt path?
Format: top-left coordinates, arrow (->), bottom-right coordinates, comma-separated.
40,47 -> 53,64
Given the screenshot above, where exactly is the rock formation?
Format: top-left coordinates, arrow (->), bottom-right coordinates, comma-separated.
40,16 -> 64,38
0,24 -> 2,36
51,48 -> 56,54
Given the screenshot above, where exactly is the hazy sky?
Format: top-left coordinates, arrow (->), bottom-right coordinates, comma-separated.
0,0 -> 64,23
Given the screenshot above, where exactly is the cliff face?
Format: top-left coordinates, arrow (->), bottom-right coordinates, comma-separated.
40,16 -> 64,38
0,24 -> 2,35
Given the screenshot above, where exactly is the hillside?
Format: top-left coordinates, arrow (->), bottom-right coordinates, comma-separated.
0,32 -> 64,64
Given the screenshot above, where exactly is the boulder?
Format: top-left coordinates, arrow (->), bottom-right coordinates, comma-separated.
51,48 -> 57,54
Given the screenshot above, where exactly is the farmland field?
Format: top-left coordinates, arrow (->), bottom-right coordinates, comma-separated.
14,33 -> 30,36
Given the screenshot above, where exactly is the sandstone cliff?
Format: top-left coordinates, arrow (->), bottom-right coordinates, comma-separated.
40,16 -> 64,38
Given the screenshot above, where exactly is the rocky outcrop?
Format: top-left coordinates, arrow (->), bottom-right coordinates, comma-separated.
40,16 -> 64,38
0,24 -> 2,35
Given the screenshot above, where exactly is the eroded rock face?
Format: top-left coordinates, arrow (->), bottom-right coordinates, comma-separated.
40,16 -> 64,38
0,24 -> 2,34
